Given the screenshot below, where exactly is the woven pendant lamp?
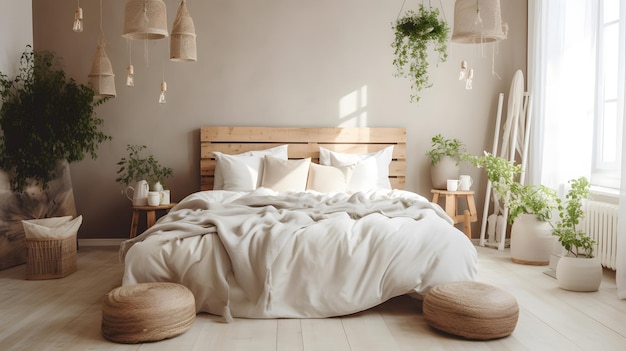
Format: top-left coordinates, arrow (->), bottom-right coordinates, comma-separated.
452,0 -> 508,43
123,0 -> 168,40
88,37 -> 116,98
170,0 -> 197,62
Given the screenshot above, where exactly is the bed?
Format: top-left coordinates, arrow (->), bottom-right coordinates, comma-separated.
121,126 -> 477,320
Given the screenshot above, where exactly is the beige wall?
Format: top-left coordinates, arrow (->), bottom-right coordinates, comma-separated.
30,0 -> 527,239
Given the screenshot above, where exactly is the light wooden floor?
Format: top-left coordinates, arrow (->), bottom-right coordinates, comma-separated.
1,245 -> 625,351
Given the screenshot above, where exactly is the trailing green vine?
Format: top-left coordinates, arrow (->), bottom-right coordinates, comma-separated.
392,5 -> 450,103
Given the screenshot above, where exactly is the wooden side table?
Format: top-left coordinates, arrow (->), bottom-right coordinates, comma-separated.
431,190 -> 477,239
129,203 -> 177,238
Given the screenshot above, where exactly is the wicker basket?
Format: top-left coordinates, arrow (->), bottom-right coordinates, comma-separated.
25,235 -> 77,280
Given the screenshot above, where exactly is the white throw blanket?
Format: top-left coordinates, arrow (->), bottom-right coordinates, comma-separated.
122,188 -> 478,319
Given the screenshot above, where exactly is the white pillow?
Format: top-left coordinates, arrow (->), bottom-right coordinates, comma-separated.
306,163 -> 355,193
319,146 -> 394,192
213,145 -> 288,190
261,156 -> 311,192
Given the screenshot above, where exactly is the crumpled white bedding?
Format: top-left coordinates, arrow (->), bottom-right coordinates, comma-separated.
121,188 -> 477,319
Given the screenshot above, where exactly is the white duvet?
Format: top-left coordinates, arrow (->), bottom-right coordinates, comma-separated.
121,188 -> 477,320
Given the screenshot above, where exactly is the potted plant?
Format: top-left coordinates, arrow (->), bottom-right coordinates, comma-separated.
467,152 -> 522,244
551,177 -> 601,292
392,5 -> 450,103
0,46 -> 111,269
0,46 -> 111,191
115,144 -> 173,193
426,134 -> 465,189
507,184 -> 558,265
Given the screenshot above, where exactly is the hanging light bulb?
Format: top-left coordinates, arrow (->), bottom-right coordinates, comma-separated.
459,60 -> 468,80
126,40 -> 135,87
158,81 -> 167,103
73,1 -> 84,33
465,69 -> 474,90
126,65 -> 135,86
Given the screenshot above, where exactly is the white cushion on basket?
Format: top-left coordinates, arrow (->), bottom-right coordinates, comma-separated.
22,216 -> 82,239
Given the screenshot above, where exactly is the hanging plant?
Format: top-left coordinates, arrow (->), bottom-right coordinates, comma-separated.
392,5 -> 450,103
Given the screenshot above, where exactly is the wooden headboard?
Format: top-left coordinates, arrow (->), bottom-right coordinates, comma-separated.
200,126 -> 406,191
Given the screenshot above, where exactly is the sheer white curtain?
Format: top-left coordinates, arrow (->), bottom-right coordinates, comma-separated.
529,0 -> 626,298
619,99 -> 626,299
527,0 -> 597,189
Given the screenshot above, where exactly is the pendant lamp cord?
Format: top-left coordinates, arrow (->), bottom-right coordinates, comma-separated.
396,0 -> 407,21
396,0 -> 447,22
98,0 -> 103,95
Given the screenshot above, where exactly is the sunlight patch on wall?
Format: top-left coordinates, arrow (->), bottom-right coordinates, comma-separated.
338,85 -> 367,127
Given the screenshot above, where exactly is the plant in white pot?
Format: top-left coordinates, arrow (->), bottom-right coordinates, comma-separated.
426,134 -> 466,189
115,145 -> 173,206
551,177 -> 601,292
0,46 -> 111,269
507,184 -> 558,265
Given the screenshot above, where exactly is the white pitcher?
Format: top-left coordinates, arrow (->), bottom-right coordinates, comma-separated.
459,175 -> 473,191
125,180 -> 149,206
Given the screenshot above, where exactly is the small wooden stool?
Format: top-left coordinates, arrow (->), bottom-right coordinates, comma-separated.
129,203 -> 176,238
431,190 -> 477,239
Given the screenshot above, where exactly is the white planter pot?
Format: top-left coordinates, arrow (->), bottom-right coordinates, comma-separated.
556,255 -> 602,292
510,214 -> 554,265
430,156 -> 460,190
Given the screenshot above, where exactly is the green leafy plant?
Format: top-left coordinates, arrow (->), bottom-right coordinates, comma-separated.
392,5 -> 450,103
552,177 -> 595,258
0,46 -> 111,191
467,152 -> 523,198
115,144 -> 173,189
425,134 -> 465,166
507,184 -> 558,224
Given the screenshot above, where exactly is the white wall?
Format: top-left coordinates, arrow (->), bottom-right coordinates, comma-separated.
0,1 -> 32,75
30,0 -> 527,239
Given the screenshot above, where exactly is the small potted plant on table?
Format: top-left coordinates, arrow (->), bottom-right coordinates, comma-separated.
426,134 -> 466,190
115,145 -> 173,206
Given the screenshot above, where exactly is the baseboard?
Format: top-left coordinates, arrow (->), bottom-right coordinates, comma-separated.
78,238 -> 125,247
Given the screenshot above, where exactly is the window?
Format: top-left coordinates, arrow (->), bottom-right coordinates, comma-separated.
591,0 -> 625,189
529,0 -> 625,191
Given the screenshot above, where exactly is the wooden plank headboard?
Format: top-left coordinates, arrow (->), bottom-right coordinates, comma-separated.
200,126 -> 406,191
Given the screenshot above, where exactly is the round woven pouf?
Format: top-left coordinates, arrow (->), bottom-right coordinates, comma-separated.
423,281 -> 519,340
102,282 -> 196,344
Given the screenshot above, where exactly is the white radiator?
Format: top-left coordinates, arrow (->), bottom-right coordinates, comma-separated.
583,201 -> 619,270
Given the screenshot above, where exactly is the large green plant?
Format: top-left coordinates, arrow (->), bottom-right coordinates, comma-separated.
425,134 -> 465,166
392,5 -> 450,103
0,46 -> 111,191
552,177 -> 595,258
115,144 -> 173,189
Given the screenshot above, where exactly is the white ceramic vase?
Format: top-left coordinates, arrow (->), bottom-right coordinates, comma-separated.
430,156 -> 460,190
556,255 -> 602,292
510,214 -> 554,265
